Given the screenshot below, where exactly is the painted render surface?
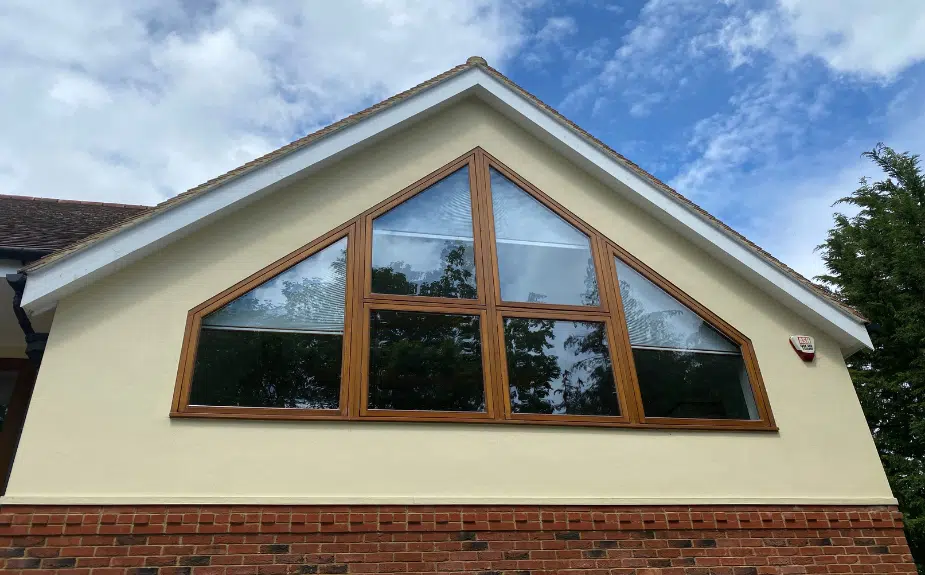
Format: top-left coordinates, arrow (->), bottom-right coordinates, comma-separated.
4,98 -> 893,505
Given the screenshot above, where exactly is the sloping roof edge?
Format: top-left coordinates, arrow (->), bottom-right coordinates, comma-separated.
19,58 -> 871,354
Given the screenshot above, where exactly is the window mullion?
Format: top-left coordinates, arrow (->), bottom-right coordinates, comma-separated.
346,219 -> 365,419
597,236 -> 646,423
472,149 -> 508,420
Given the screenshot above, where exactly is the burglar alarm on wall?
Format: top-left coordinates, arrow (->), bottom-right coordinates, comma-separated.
790,335 -> 815,361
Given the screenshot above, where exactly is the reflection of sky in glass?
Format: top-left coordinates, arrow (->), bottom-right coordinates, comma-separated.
508,319 -> 612,414
371,167 -> 476,295
203,237 -> 347,334
374,167 -> 472,237
615,258 -> 737,353
490,169 -> 599,305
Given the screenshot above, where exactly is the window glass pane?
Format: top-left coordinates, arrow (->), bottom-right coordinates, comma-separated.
615,259 -> 737,352
190,238 -> 348,409
204,237 -> 348,333
504,318 -> 619,416
631,349 -> 756,420
0,369 -> 18,431
368,310 -> 485,412
615,258 -> 759,420
190,330 -> 342,409
372,167 -> 477,299
490,169 -> 599,306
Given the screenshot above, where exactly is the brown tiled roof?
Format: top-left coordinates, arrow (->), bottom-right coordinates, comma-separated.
0,194 -> 149,254
20,57 -> 861,322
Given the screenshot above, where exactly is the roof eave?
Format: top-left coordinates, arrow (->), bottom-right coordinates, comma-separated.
0,247 -> 54,264
465,78 -> 872,355
19,65 -> 872,355
19,67 -> 485,315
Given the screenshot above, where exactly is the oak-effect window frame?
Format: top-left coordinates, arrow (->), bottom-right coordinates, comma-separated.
171,148 -> 777,431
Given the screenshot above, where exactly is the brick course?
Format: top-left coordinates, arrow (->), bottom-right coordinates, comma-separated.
0,505 -> 915,575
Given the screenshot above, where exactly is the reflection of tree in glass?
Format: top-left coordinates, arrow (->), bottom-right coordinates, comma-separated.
581,258 -> 600,306
368,243 -> 484,411
369,308 -> 484,411
505,316 -> 618,416
619,277 -> 750,419
190,329 -> 343,408
505,317 -> 561,413
560,321 -> 619,415
619,277 -> 684,348
371,243 -> 476,298
189,249 -> 349,409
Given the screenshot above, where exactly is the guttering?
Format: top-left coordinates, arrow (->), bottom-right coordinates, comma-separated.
5,273 -> 47,366
0,247 -> 52,265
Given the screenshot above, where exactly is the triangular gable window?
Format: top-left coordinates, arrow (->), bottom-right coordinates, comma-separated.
174,149 -> 773,430
187,236 -> 349,412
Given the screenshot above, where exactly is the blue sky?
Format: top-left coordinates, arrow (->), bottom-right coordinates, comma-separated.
3,0 -> 925,279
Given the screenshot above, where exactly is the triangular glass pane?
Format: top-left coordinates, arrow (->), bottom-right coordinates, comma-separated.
614,258 -> 737,353
203,237 -> 348,333
190,237 -> 348,410
371,166 -> 477,299
490,168 -> 599,306
615,257 -> 758,421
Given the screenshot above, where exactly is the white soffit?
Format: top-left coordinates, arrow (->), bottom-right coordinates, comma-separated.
19,67 -> 871,354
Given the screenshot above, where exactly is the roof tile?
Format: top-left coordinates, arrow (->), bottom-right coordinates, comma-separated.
0,194 -> 149,253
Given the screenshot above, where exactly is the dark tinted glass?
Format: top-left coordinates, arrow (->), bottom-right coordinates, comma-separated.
190,329 -> 342,409
372,167 -> 477,299
368,310 -> 485,411
490,169 -> 599,306
0,368 -> 17,431
504,318 -> 619,416
632,349 -> 755,419
189,238 -> 348,409
615,257 -> 758,420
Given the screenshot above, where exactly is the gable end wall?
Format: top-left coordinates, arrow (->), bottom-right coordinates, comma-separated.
4,98 -> 892,505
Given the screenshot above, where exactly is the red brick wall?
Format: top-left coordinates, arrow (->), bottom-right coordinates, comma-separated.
0,505 -> 916,575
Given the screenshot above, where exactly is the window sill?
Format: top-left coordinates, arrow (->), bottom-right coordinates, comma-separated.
169,409 -> 778,432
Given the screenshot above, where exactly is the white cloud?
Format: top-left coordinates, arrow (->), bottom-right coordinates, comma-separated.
0,0 -> 536,205
562,0 -> 925,279
627,92 -> 664,118
782,0 -> 925,78
536,16 -> 577,44
670,68 -> 807,201
559,0 -> 723,118
713,0 -> 925,79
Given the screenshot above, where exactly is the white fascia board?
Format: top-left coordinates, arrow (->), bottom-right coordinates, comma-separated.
20,66 -> 871,354
467,71 -> 872,354
20,68 -> 485,315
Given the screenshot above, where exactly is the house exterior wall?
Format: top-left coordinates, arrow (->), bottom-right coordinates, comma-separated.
3,97 -> 892,506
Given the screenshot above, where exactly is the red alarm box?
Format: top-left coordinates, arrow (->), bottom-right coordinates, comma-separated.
790,335 -> 815,361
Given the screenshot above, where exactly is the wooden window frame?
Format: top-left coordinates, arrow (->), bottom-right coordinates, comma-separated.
607,243 -> 776,430
171,222 -> 357,421
171,147 -> 777,431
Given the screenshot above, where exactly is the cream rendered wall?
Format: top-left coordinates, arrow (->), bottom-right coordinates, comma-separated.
4,98 -> 893,505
